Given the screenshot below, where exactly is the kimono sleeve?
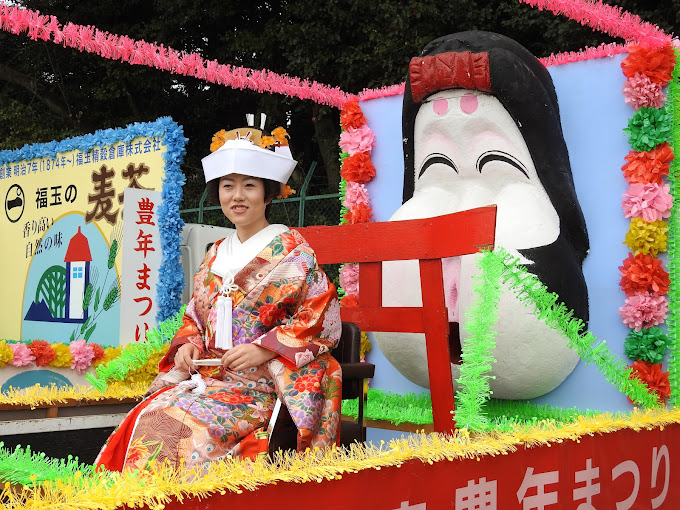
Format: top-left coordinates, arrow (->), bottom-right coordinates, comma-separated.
158,244 -> 216,371
253,258 -> 342,370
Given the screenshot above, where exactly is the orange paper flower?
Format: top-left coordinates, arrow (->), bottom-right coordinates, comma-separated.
92,343 -> 106,362
340,294 -> 359,307
277,184 -> 296,199
628,360 -> 671,405
28,340 -> 56,367
259,136 -> 276,149
343,202 -> 373,224
622,143 -> 674,185
210,129 -> 228,152
341,152 -> 376,184
340,100 -> 367,130
619,252 -> 670,296
621,44 -> 676,86
271,127 -> 289,145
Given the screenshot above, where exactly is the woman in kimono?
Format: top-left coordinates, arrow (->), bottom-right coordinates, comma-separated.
97,127 -> 342,471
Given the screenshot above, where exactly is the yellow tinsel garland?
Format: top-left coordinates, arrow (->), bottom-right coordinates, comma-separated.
0,381 -> 148,408
1,407 -> 679,509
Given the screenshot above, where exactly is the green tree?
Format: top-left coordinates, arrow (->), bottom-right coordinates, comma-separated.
1,0 -> 679,210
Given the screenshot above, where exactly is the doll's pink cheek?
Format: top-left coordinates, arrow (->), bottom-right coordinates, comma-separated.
432,98 -> 448,116
460,93 -> 478,114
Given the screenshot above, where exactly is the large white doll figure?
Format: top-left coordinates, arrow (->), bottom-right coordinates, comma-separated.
377,31 -> 590,399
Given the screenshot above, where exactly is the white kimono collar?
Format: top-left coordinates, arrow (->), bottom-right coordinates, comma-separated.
210,224 -> 288,279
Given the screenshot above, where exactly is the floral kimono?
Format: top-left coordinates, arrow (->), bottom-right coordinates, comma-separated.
96,228 -> 342,472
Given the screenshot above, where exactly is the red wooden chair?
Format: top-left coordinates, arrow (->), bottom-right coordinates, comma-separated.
297,206 -> 497,434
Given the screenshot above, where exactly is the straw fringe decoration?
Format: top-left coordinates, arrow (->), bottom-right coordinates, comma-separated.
1,408 -> 679,508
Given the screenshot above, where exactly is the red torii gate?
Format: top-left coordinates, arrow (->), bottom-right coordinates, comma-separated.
298,205 -> 497,433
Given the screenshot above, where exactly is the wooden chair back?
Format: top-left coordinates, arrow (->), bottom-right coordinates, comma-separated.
297,206 -> 496,434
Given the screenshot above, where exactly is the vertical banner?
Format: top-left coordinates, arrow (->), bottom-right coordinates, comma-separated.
119,188 -> 162,346
0,118 -> 186,388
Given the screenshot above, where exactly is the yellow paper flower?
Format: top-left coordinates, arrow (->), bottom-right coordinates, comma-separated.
624,218 -> 667,256
49,343 -> 72,368
210,129 -> 228,152
271,126 -> 289,145
0,341 -> 13,368
360,332 -> 372,360
94,346 -> 122,367
259,135 -> 276,149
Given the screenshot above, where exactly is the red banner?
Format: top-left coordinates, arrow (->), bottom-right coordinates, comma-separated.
142,423 -> 679,510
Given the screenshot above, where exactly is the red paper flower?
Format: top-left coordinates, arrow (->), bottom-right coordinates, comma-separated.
628,360 -> 671,405
340,294 -> 359,307
341,152 -> 376,184
28,340 -> 57,367
91,343 -> 106,362
621,44 -> 676,86
619,252 -> 670,296
343,202 -> 373,224
340,100 -> 367,130
622,143 -> 674,185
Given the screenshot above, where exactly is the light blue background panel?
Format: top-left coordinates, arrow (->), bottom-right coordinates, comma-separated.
361,54 -> 647,412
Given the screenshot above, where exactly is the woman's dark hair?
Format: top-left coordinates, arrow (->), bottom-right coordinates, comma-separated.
206,176 -> 281,220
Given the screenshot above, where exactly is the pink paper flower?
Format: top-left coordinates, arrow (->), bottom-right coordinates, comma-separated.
69,339 -> 95,374
340,264 -> 360,297
343,181 -> 371,209
622,182 -> 673,222
10,343 -> 36,367
622,73 -> 666,110
339,125 -> 375,156
619,291 -> 669,331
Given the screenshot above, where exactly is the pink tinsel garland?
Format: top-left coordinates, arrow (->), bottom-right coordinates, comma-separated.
539,43 -> 629,67
519,0 -> 671,48
0,2 -> 354,108
621,182 -> 673,222
2,1 -> 663,111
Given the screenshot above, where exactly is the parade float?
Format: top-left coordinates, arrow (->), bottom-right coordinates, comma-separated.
1,0 -> 680,508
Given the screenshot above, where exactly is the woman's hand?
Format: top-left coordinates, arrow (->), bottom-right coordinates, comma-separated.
174,343 -> 201,372
221,344 -> 277,372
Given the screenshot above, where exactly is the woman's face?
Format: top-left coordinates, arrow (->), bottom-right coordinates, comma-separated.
218,173 -> 270,235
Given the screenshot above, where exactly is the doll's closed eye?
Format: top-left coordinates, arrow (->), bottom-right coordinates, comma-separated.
418,153 -> 458,178
476,150 -> 529,179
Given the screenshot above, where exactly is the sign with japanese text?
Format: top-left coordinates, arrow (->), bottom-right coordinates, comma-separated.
187,423 -> 679,509
119,188 -> 162,346
0,135 -> 166,347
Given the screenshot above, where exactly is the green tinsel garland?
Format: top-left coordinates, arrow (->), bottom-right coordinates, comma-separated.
665,49 -> 680,407
85,305 -> 186,392
453,250 -> 504,431
342,389 -> 600,433
338,152 -> 349,225
0,442 -> 94,487
489,247 -> 660,409
624,327 -> 670,364
624,106 -> 671,152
